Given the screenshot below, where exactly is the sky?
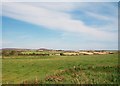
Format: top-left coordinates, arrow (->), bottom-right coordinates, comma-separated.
1,2 -> 118,50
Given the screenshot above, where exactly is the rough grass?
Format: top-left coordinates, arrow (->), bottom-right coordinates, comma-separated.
2,54 -> 118,84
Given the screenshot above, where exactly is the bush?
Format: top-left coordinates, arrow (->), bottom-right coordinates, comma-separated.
60,53 -> 64,56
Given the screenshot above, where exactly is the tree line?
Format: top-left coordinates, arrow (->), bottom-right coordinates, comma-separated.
2,50 -> 49,56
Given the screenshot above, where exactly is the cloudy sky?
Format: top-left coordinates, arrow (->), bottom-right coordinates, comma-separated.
1,2 -> 118,50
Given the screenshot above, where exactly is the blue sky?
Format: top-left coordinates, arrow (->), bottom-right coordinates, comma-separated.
1,2 -> 118,50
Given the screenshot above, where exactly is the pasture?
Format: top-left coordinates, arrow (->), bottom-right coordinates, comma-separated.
2,54 -> 119,84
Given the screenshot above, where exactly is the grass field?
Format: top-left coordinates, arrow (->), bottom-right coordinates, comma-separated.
2,54 -> 119,84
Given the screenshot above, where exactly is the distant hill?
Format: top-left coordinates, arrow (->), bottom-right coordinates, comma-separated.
2,48 -> 31,51
38,48 -> 52,51
1,48 -> 118,52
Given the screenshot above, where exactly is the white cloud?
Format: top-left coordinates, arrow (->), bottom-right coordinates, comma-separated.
27,2 -> 78,12
2,2 -> 117,42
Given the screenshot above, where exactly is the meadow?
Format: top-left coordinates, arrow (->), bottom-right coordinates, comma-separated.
2,54 -> 119,84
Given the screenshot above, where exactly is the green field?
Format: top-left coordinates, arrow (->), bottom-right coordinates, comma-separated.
2,54 -> 119,84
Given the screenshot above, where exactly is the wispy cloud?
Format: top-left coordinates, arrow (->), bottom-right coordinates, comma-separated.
2,2 -> 117,41
2,2 -> 118,49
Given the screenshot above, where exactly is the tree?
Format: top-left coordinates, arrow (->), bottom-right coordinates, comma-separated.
10,50 -> 18,56
2,50 -> 10,56
60,53 -> 64,56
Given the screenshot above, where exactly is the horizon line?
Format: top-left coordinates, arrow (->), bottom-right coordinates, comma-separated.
1,47 -> 118,50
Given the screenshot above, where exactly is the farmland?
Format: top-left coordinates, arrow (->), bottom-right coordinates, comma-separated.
2,53 -> 119,84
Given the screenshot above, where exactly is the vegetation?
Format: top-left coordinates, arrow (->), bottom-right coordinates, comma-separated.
2,54 -> 119,84
2,48 -> 117,57
2,49 -> 62,56
2,50 -> 19,56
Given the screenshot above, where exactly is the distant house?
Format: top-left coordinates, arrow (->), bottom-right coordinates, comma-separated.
109,52 -> 114,54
